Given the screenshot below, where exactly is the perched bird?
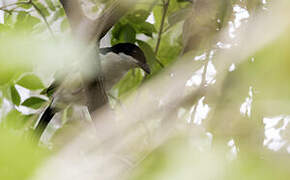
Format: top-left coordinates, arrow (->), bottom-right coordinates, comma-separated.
34,43 -> 150,142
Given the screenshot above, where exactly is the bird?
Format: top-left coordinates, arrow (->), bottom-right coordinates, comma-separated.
33,43 -> 151,142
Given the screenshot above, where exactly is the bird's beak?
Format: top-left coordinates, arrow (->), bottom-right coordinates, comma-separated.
139,63 -> 151,74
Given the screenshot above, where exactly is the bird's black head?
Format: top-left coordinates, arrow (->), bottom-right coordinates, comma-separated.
110,43 -> 151,74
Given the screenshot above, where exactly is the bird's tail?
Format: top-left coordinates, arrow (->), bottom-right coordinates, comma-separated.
33,104 -> 57,143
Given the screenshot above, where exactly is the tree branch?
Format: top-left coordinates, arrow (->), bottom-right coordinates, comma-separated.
90,0 -> 140,42
155,0 -> 169,55
60,0 -> 141,43
59,0 -> 86,32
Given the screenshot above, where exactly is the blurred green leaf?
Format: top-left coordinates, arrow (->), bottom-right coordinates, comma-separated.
18,0 -> 33,9
44,0 -> 56,11
0,128 -> 47,180
17,11 -> 27,21
58,8 -> 65,17
127,9 -> 150,24
14,12 -> 41,31
153,5 -> 163,29
1,85 -> 11,101
21,97 -> 47,109
51,8 -> 65,22
17,74 -> 44,90
33,1 -> 50,17
4,13 -> 14,26
61,19 -> 69,31
167,0 -> 181,14
168,7 -> 191,27
3,109 -> 29,129
114,69 -> 144,97
0,97 -> 3,108
137,22 -> 157,37
177,0 -> 193,3
26,14 -> 41,27
10,85 -> 21,106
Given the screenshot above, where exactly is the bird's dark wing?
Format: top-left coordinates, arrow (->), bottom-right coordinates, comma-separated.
33,103 -> 58,142
85,75 -> 108,113
34,47 -> 111,142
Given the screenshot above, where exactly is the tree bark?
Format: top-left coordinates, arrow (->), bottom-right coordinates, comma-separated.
59,0 -> 140,43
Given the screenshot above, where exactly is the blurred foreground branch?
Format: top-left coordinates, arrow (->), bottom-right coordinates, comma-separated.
32,1 -> 290,180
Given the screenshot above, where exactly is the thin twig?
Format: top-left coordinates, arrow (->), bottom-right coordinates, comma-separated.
154,0 -> 169,67
31,1 -> 55,38
155,0 -> 169,54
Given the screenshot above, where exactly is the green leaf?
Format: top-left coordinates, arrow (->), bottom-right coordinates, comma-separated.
137,40 -> 161,74
114,69 -> 144,97
3,109 -> 29,129
18,2 -> 33,9
168,7 -> 191,27
0,128 -> 48,180
17,74 -> 44,90
61,19 -> 69,31
111,23 -> 123,45
21,97 -> 47,109
137,40 -> 156,65
4,13 -> 14,26
168,0 -> 181,14
59,8 -> 65,17
10,85 -> 21,106
112,22 -> 137,44
0,97 -> 3,108
44,0 -> 56,11
14,12 -> 41,31
153,5 -> 163,29
0,24 -> 11,34
51,8 -> 65,22
127,9 -> 150,24
33,1 -> 50,17
1,85 -> 11,101
177,0 -> 193,3
137,22 -> 157,37
119,24 -> 136,43
26,14 -> 41,27
17,11 -> 27,22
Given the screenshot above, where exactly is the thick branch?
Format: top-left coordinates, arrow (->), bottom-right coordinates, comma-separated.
60,0 -> 140,43
90,0 -> 140,42
59,0 -> 86,32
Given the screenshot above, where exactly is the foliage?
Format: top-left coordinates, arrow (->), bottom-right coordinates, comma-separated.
0,128 -> 48,180
1,0 -> 290,179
